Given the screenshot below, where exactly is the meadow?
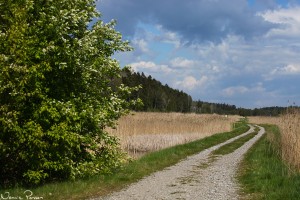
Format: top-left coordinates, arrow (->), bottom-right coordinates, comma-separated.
106,112 -> 240,157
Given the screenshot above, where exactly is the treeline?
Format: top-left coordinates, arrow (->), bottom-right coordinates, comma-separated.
121,69 -> 192,112
121,69 -> 298,116
192,100 -> 291,116
239,106 -> 292,116
192,100 -> 237,115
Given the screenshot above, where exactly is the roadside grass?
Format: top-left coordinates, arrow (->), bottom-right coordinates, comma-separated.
238,124 -> 300,200
211,126 -> 259,156
0,119 -> 248,200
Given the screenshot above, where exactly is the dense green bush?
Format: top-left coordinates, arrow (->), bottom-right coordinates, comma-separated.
0,0 -> 138,187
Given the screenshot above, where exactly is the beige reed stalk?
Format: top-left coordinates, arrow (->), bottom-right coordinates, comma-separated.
106,112 -> 240,158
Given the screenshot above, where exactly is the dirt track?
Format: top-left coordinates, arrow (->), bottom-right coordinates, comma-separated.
94,125 -> 265,200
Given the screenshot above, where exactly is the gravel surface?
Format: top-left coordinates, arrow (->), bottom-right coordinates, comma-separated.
94,125 -> 265,200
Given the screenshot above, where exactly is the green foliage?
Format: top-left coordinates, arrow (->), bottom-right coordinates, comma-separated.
0,0 -> 138,186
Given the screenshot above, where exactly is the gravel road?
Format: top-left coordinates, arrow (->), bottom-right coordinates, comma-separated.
94,125 -> 265,200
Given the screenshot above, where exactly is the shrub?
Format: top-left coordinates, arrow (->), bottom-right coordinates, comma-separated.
0,0 -> 138,187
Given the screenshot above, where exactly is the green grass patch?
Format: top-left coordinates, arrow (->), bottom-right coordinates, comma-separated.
0,120 -> 249,200
211,126 -> 258,156
238,124 -> 300,200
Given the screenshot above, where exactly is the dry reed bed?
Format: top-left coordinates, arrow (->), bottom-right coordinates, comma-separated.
279,110 -> 300,172
249,111 -> 300,172
248,116 -> 280,125
106,112 -> 240,157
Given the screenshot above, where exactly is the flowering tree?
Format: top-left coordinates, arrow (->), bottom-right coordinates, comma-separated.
0,0 -> 138,186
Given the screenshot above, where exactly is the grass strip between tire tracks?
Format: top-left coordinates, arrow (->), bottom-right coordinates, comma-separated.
238,124 -> 300,200
1,119 -> 249,200
211,126 -> 259,156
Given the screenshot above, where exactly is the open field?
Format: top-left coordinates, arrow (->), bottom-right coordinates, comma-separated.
106,112 -> 240,157
249,110 -> 300,172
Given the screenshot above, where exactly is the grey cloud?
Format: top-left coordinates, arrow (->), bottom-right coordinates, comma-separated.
98,0 -> 153,36
97,0 -> 277,42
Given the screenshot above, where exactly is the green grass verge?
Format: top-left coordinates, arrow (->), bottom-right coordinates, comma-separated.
238,124 -> 300,200
0,120 -> 249,200
211,126 -> 258,156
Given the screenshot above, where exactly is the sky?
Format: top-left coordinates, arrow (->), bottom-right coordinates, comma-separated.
96,0 -> 300,108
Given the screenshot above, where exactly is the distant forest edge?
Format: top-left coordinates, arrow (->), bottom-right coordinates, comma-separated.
121,68 -> 298,116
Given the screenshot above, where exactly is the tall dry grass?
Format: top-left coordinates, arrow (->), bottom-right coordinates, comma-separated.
106,112 -> 240,157
248,116 -> 280,125
279,110 -> 300,172
249,110 -> 300,172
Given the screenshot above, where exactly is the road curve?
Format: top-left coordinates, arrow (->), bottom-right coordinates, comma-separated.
94,125 -> 265,200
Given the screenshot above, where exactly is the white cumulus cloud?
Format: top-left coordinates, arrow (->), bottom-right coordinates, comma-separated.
170,57 -> 198,68
132,39 -> 150,53
222,84 -> 265,97
222,86 -> 249,97
175,76 -> 208,90
130,61 -> 173,74
260,6 -> 300,38
271,64 -> 300,76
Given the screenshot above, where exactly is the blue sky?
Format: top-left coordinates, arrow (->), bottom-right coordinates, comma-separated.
97,0 -> 300,108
